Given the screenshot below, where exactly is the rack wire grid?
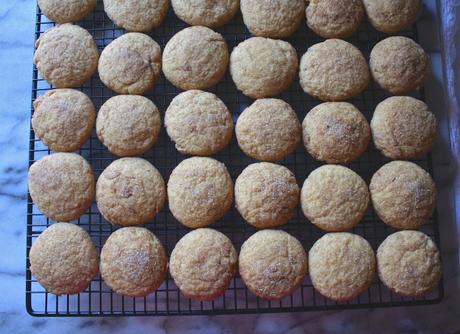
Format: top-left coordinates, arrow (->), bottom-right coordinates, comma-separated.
26,1 -> 444,316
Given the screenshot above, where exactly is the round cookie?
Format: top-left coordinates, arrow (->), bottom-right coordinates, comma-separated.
302,102 -> 370,163
38,0 -> 97,23
28,153 -> 95,222
363,0 -> 422,33
164,90 -> 233,156
371,96 -> 436,160
29,223 -> 98,295
98,33 -> 162,94
103,0 -> 169,32
230,37 -> 298,99
306,0 -> 364,38
370,161 -> 436,230
162,26 -> 228,90
172,0 -> 240,28
167,157 -> 233,228
377,230 -> 442,297
32,89 -> 96,152
236,99 -> 301,162
235,163 -> 300,228
301,165 -> 369,232
100,227 -> 167,297
240,0 -> 305,38
309,233 -> 376,301
96,95 -> 161,157
96,158 -> 166,226
34,24 -> 99,88
239,230 -> 308,300
370,36 -> 428,94
299,39 -> 370,101
169,228 -> 238,301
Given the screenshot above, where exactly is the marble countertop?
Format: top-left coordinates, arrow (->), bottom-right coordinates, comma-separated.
1,0 -> 459,333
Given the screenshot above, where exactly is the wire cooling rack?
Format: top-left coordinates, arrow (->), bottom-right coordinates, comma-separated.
26,1 -> 443,316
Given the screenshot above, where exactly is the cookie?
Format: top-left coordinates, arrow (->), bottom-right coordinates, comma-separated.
309,233 -> 376,301
172,0 -> 239,28
370,36 -> 428,94
28,153 -> 95,222
169,228 -> 238,301
100,227 -> 167,297
301,165 -> 369,232
167,157 -> 233,228
377,230 -> 442,297
302,102 -> 370,163
236,99 -> 301,161
164,90 -> 233,156
34,24 -> 99,88
239,230 -> 308,300
235,163 -> 299,228
240,0 -> 305,38
371,96 -> 436,160
32,89 -> 96,152
96,158 -> 166,226
38,0 -> 97,23
230,37 -> 298,99
162,26 -> 228,90
103,0 -> 169,32
306,0 -> 364,38
96,95 -> 161,157
29,223 -> 98,295
98,33 -> 162,94
299,39 -> 370,101
363,0 -> 422,33
370,161 -> 436,230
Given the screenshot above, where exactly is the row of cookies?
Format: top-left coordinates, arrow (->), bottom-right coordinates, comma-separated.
30,223 -> 441,301
34,22 -> 429,100
38,0 -> 423,37
28,153 -> 436,233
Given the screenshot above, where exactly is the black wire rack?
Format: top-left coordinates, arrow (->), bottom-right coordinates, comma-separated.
26,0 -> 444,316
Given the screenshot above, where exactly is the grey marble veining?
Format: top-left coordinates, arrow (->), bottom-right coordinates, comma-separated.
0,0 -> 459,333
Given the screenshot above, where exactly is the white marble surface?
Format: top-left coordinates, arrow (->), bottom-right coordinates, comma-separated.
0,0 -> 459,333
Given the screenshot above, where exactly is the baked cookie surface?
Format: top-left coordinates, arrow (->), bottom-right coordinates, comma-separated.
363,0 -> 422,33
38,0 -> 97,23
172,0 -> 239,28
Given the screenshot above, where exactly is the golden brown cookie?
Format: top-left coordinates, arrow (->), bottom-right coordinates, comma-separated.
377,230 -> 442,297
363,0 -> 422,33
239,230 -> 308,300
236,99 -> 301,162
306,0 -> 364,38
96,158 -> 166,226
28,153 -> 95,222
370,161 -> 436,230
38,0 -> 97,23
309,232 -> 376,301
172,0 -> 240,28
302,102 -> 370,163
371,96 -> 436,160
103,0 -> 169,32
100,227 -> 167,297
169,228 -> 238,301
29,223 -> 98,295
240,0 -> 306,38
98,33 -> 162,94
162,26 -> 229,90
96,95 -> 161,157
167,157 -> 233,228
32,89 -> 96,152
370,36 -> 428,94
230,37 -> 298,99
164,90 -> 233,156
34,24 -> 99,88
235,163 -> 299,228
301,165 -> 369,232
299,39 -> 369,101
